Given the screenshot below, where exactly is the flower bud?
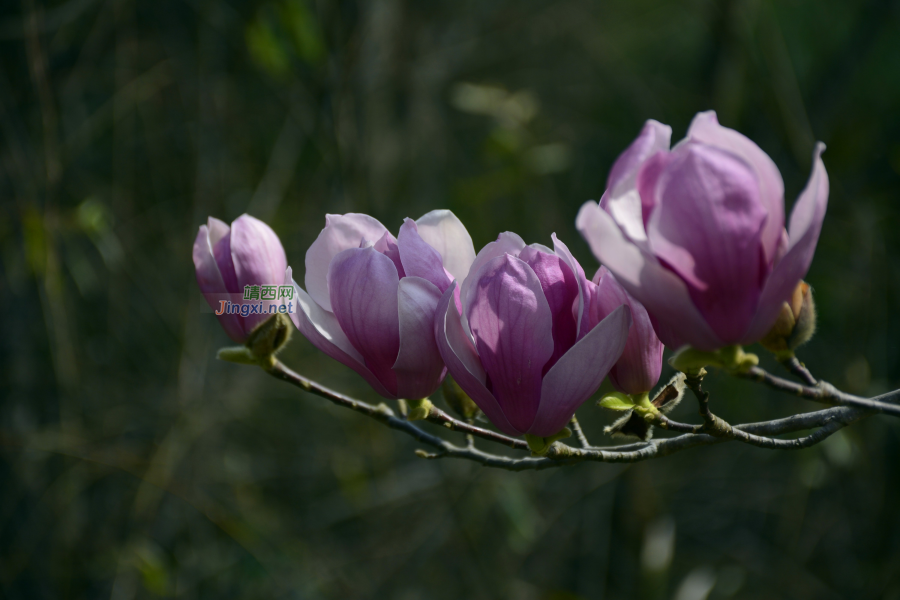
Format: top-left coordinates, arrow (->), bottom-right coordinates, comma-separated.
246,313 -> 293,364
576,112 -> 829,352
217,313 -> 293,367
759,281 -> 816,357
292,211 -> 476,401
193,214 -> 293,344
434,232 -> 631,438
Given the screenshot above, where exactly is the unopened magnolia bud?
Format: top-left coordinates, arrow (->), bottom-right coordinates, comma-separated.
760,281 -> 817,358
246,313 -> 293,366
441,376 -> 481,420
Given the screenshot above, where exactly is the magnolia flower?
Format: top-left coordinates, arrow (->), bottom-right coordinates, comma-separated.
435,232 -> 631,438
292,211 -> 476,400
577,111 -> 829,351
589,267 -> 664,395
193,214 -> 292,343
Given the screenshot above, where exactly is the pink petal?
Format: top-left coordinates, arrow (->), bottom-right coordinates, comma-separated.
434,283 -> 521,436
398,218 -> 452,293
576,201 -> 723,350
635,150 -> 677,228
372,231 -> 405,278
305,213 -> 389,312
230,214 -> 289,290
460,231 -> 526,338
607,119 -> 672,199
533,304 -> 631,437
517,244 -> 579,372
194,224 -> 227,298
465,255 -> 554,433
393,277 -> 447,400
328,247 -> 401,395
193,223 -> 245,343
743,143 -> 829,343
687,111 -> 785,264
592,268 -> 664,394
207,217 -> 230,248
230,214 -> 289,333
212,229 -> 239,292
551,234 -> 593,338
600,189 -> 649,244
291,282 -> 394,399
646,143 -> 768,344
415,210 -> 476,283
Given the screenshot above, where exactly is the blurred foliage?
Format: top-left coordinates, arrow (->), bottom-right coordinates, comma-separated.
1,0 -> 900,598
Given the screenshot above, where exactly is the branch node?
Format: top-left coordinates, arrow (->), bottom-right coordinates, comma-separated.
414,449 -> 446,460
701,413 -> 734,438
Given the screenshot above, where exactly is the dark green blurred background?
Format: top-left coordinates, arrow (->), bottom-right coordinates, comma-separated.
2,0 -> 900,598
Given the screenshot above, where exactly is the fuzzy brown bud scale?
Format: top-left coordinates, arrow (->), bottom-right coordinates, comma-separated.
760,281 -> 816,357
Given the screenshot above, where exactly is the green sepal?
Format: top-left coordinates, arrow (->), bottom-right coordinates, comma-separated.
669,344 -> 759,375
405,398 -> 433,421
597,392 -> 637,411
217,346 -> 259,365
217,313 -> 294,369
630,392 -> 658,419
669,346 -> 722,375
717,345 -> 759,373
246,313 -> 293,364
524,427 -> 572,456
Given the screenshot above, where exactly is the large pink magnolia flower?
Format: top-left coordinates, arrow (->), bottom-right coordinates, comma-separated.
193,214 -> 292,343
577,111 -> 829,351
435,233 -> 631,438
292,211 -> 476,400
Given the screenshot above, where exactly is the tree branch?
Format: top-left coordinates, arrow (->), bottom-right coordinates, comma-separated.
780,356 -> 817,386
741,366 -> 900,417
263,359 -> 900,472
266,360 -> 529,451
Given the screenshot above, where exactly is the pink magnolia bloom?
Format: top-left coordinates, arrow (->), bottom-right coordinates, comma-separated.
589,267 -> 664,395
292,211 -> 476,400
435,233 -> 631,438
577,111 -> 829,351
193,214 -> 292,343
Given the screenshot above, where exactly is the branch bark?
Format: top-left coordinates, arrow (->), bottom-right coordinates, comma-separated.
263,359 -> 900,472
741,366 -> 900,417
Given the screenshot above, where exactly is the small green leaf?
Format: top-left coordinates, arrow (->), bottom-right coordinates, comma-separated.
216,346 -> 257,365
405,398 -> 433,421
598,392 -> 636,411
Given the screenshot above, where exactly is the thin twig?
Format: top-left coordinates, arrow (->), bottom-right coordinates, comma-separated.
742,366 -> 900,417
780,356 -> 817,386
685,372 -> 733,436
263,359 -> 900,472
266,360 -> 529,451
655,415 -> 702,434
681,372 -> 848,451
569,416 -> 591,449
